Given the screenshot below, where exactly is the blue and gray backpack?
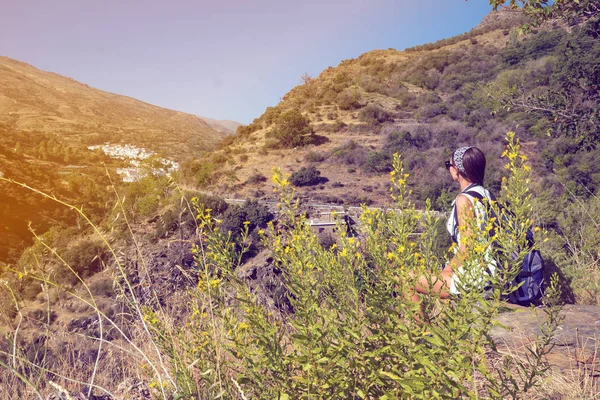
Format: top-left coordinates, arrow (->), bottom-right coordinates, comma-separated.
460,188 -> 545,306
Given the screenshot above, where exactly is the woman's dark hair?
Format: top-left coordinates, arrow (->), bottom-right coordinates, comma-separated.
453,147 -> 486,185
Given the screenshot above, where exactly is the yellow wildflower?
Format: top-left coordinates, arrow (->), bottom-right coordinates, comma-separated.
238,322 -> 249,330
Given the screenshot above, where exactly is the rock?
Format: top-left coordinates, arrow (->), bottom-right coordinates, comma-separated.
115,379 -> 151,399
237,250 -> 291,314
492,305 -> 600,378
474,7 -> 527,31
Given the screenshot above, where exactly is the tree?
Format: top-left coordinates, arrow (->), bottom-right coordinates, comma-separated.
483,22 -> 600,148
220,200 -> 273,238
300,73 -> 313,85
478,0 -> 600,148
489,0 -> 599,30
272,109 -> 315,148
289,166 -> 323,187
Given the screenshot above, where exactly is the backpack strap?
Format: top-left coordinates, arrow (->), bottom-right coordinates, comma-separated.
451,201 -> 459,243
465,189 -> 535,249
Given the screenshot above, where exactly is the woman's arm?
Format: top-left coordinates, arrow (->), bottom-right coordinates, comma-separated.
412,195 -> 475,299
446,194 -> 475,273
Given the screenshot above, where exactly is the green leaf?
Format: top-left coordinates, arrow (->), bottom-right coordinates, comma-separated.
378,370 -> 403,381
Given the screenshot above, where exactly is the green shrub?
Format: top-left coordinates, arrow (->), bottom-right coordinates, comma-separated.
304,151 -> 327,163
220,200 -> 273,239
193,163 -> 216,187
62,237 -> 107,279
119,175 -> 171,217
331,140 -> 368,166
246,172 -> 267,185
156,133 -> 560,399
182,160 -> 218,187
289,166 -> 323,187
337,89 -> 363,110
271,109 -> 315,148
154,192 -> 224,239
385,129 -> 424,151
363,151 -> 392,173
194,193 -> 229,215
358,104 -> 393,125
262,106 -> 282,126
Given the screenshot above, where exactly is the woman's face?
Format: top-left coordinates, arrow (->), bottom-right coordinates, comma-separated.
446,158 -> 459,182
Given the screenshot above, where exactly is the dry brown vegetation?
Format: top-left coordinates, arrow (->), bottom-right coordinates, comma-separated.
0,56 -> 228,158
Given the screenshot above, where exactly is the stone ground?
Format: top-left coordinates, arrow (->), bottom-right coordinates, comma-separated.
492,304 -> 600,389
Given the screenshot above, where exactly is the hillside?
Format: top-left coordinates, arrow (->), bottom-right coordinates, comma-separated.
188,7 -> 598,217
0,56 -> 228,158
0,56 -> 232,261
183,9 -> 529,205
200,116 -> 244,134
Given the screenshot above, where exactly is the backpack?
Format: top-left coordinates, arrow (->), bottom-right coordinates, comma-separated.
461,189 -> 545,306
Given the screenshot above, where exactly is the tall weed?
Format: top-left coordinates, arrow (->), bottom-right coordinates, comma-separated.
0,133 -> 562,399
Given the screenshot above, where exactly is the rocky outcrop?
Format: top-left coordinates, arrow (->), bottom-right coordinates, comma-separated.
474,7 -> 528,31
492,305 -> 600,379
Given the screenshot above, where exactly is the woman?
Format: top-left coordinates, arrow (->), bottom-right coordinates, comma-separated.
412,146 -> 494,301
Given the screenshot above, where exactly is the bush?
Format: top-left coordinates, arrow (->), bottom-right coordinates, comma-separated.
331,140 -> 369,166
337,89 -> 363,110
62,237 -> 107,278
0,134 -> 562,398
220,200 -> 274,239
271,109 -> 316,148
194,193 -> 229,215
165,134 -> 559,398
358,104 -> 393,125
182,160 -> 218,187
289,166 -> 324,187
385,129 -> 428,151
304,151 -> 327,163
417,103 -> 448,121
246,172 -> 268,185
363,151 -> 392,173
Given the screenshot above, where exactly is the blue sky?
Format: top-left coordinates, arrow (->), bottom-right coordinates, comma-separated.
1,1 -> 494,124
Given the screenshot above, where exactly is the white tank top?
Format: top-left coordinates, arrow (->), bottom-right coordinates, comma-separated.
446,184 -> 493,247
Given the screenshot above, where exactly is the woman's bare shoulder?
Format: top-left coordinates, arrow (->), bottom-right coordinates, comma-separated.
455,194 -> 472,207
455,194 -> 474,215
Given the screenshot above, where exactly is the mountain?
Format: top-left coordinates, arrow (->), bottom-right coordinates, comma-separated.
200,116 -> 244,134
0,56 -> 232,261
184,8 -> 598,213
0,56 -> 229,158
